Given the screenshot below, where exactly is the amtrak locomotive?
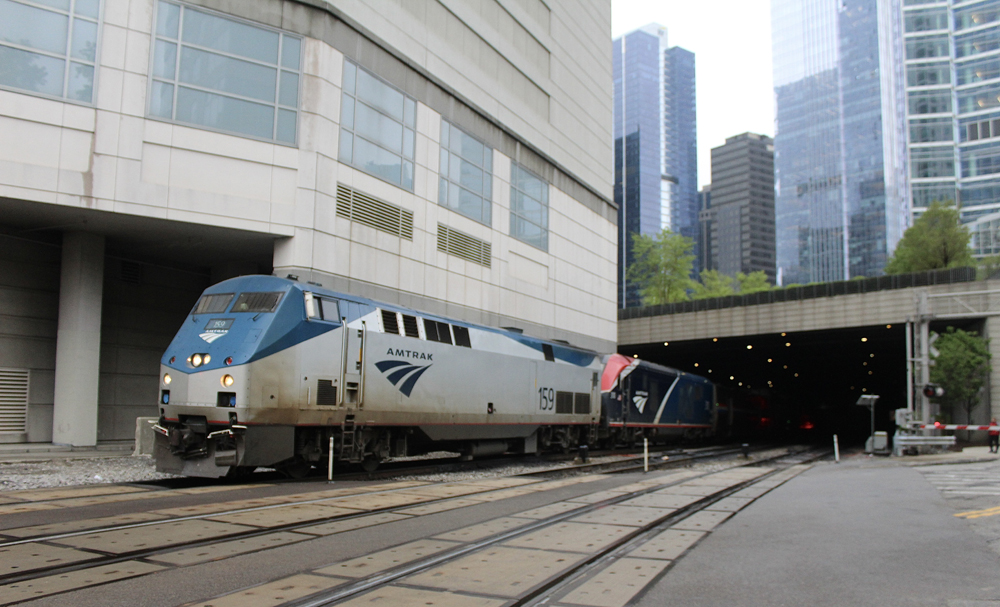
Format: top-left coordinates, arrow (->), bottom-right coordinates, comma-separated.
153,275 -> 719,478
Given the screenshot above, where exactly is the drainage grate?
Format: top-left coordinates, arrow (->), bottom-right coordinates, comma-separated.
437,223 -> 491,268
0,368 -> 29,433
337,184 -> 414,240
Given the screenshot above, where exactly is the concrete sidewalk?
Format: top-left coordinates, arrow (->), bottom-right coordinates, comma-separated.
0,440 -> 134,462
637,455 -> 1000,606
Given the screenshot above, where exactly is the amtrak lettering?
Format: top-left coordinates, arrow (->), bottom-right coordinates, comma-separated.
385,348 -> 433,361
376,360 -> 432,397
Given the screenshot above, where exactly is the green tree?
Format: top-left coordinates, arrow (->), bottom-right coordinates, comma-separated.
929,327 -> 991,427
626,229 -> 695,305
693,270 -> 735,299
736,271 -> 771,294
885,201 -> 972,274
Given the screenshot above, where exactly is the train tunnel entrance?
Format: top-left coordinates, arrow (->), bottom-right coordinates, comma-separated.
621,318 -> 984,446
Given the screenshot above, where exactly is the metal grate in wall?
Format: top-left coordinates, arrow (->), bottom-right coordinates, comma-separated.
336,184 -> 414,240
120,260 -> 143,284
437,223 -> 492,268
0,368 -> 29,433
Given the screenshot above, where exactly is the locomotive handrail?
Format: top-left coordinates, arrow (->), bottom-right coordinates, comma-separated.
339,316 -> 349,407
360,320 -> 367,408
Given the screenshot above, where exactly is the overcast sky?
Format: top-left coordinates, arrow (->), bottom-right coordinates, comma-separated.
611,0 -> 775,189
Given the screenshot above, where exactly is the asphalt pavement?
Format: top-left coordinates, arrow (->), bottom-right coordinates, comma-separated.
638,449 -> 1000,607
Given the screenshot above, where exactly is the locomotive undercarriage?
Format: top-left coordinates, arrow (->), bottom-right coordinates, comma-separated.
155,414 -> 594,478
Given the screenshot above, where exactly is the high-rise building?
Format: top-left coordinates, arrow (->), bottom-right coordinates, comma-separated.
901,1 -> 1000,254
697,185 -> 713,273
0,0 -> 617,446
704,133 -> 777,282
771,0 -> 908,284
613,24 -> 698,307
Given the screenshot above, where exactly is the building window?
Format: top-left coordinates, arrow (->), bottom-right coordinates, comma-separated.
912,184 -> 956,207
439,121 -> 492,225
958,83 -> 1000,114
0,0 -> 100,102
339,60 -> 416,191
962,144 -> 1000,178
149,1 -> 301,144
954,4 -> 1000,32
911,146 -> 955,178
906,64 -> 951,88
910,117 -> 954,143
510,162 -> 549,251
904,8 -> 949,33
955,29 -> 1000,59
908,89 -> 952,115
905,36 -> 949,60
956,55 -> 1000,86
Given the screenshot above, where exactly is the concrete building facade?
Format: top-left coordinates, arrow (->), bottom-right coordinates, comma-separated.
702,133 -> 776,283
0,0 -> 617,445
613,24 -> 697,308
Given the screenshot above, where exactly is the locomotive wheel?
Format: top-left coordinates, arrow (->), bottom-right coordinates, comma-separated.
361,454 -> 381,473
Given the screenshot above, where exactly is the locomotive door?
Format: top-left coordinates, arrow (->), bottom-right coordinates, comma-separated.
339,303 -> 368,409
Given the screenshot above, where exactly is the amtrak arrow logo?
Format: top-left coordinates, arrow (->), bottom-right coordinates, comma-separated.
200,332 -> 225,343
376,360 -> 432,397
633,394 -> 648,414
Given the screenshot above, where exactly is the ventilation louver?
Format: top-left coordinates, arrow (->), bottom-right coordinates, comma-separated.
0,368 -> 29,433
437,224 -> 491,268
337,184 -> 414,240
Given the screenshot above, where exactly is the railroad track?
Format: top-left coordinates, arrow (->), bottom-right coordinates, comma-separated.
0,444 -> 813,605
193,447 -> 828,607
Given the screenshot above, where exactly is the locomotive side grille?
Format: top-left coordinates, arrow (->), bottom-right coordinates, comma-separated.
316,380 -> 337,406
0,368 -> 29,433
337,184 -> 414,240
574,393 -> 591,415
381,309 -> 400,335
437,223 -> 491,268
555,391 -> 574,414
401,314 -> 420,338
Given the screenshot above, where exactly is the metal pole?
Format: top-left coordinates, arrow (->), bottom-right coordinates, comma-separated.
870,402 -> 875,454
905,321 -> 914,413
328,435 -> 335,482
643,438 -> 648,473
833,434 -> 840,463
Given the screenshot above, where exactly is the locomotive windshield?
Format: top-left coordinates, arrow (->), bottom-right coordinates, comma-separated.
231,292 -> 284,313
192,293 -> 234,314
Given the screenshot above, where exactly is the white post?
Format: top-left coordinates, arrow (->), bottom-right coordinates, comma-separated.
328,436 -> 335,482
833,434 -> 840,463
643,438 -> 649,473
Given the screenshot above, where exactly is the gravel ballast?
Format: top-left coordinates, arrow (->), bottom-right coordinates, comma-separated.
0,456 -> 179,491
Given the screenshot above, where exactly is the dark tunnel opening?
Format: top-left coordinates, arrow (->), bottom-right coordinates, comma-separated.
620,318 -> 985,447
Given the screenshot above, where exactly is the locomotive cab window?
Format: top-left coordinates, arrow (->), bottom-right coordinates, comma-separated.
232,292 -> 283,313
193,293 -> 234,314
305,293 -> 340,322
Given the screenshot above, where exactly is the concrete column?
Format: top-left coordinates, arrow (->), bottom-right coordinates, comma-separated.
987,317 -> 1000,424
52,232 -> 105,447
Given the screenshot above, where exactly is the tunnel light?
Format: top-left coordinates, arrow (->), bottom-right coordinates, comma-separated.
863,362 -> 868,366
713,338 -> 718,342
708,369 -> 712,373
886,325 -> 892,329
861,337 -> 868,342
767,358 -> 773,363
664,342 -> 669,346
738,382 -> 743,386
794,373 -> 799,377
862,388 -> 868,392
785,342 -> 791,347
747,345 -> 753,350
633,354 -> 638,358
870,353 -> 875,358
783,365 -> 788,369
694,363 -> 699,367
730,375 -> 735,380
781,332 -> 786,337
868,371 -> 873,375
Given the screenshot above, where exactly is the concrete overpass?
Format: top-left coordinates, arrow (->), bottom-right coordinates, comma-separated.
618,268 -> 1000,442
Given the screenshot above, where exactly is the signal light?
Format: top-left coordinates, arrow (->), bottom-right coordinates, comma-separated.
922,384 -> 944,398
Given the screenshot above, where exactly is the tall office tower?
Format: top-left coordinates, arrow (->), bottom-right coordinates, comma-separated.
902,1 -> 1000,256
771,0 -> 908,285
705,134 -> 777,282
697,185 -> 713,273
0,0 -> 616,446
614,24 -> 698,308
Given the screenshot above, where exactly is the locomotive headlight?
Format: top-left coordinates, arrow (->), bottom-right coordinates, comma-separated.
191,353 -> 203,367
221,374 -> 235,388
163,373 -> 172,385
203,354 -> 211,365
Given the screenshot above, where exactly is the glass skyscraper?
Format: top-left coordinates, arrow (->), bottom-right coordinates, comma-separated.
902,1 -> 1000,256
614,25 -> 698,307
772,0 -> 908,284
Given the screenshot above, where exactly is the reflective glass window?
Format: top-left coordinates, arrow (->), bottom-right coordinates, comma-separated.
908,89 -> 953,114
911,146 -> 955,178
0,0 -> 100,102
339,59 -> 416,191
904,8 -> 948,32
149,1 -> 301,144
906,64 -> 950,87
956,55 -> 1000,86
954,4 -> 1000,31
955,29 -> 1000,59
509,162 -> 549,251
962,143 -> 1000,178
958,83 -> 1000,113
439,120 -> 493,226
912,184 -> 956,207
910,117 -> 953,143
906,35 -> 949,60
